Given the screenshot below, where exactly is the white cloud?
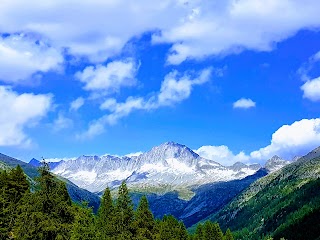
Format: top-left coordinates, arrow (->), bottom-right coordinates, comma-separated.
125,151 -> 143,158
70,97 -> 85,111
76,120 -> 105,140
250,118 -> 320,160
157,69 -> 211,106
52,113 -> 73,132
301,76 -> 320,101
0,86 -> 52,146
153,0 -> 320,64
0,34 -> 63,83
45,157 -> 77,162
195,145 -> 249,166
233,98 -> 256,109
311,50 -> 320,62
75,59 -> 138,93
0,1 -> 320,65
196,118 -> 320,165
79,68 -> 212,139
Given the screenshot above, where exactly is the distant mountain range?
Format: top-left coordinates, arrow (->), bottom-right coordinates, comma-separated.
30,142 -> 288,196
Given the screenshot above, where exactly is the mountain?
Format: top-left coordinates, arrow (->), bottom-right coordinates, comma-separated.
0,153 -> 100,212
53,142 -> 260,196
264,155 -> 290,172
29,158 -> 63,170
203,146 -> 320,239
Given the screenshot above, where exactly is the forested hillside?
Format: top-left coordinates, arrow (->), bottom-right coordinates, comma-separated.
205,147 -> 320,240
0,163 -> 233,239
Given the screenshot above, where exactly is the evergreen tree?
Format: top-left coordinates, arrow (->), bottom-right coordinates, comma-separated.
96,187 -> 115,239
0,166 -> 29,239
194,223 -> 204,240
200,221 -> 224,240
13,162 -> 74,239
115,181 -> 134,237
157,215 -> 188,240
224,228 -> 234,240
70,204 -> 96,240
134,195 -> 155,239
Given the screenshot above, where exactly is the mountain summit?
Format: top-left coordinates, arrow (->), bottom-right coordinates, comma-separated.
265,155 -> 290,172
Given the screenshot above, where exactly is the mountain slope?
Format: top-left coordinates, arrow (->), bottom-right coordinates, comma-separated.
0,153 -> 101,211
131,168 -> 267,227
205,146 -> 320,239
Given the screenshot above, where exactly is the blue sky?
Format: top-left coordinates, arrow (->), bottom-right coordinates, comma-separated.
1,1 -> 320,165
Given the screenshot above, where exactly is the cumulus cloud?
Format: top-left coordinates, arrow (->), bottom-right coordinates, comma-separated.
195,145 -> 249,166
301,77 -> 320,101
250,118 -> 320,160
70,97 -> 85,111
0,86 -> 52,146
75,59 -> 138,93
233,98 -> 256,109
0,1 -> 320,65
0,34 -> 63,83
153,0 -> 320,64
157,69 -> 211,106
196,118 -> 320,165
78,68 -> 212,139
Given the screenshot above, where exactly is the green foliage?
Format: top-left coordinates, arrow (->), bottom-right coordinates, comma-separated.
207,154 -> 320,240
70,203 -> 96,240
96,187 -> 116,239
193,221 -> 225,240
133,195 -> 156,239
13,162 -> 74,239
156,215 -> 189,240
0,165 -> 30,239
224,229 -> 234,240
115,181 -> 135,237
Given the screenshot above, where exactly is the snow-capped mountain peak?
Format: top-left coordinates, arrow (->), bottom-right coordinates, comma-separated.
52,142 -> 262,193
265,155 -> 290,172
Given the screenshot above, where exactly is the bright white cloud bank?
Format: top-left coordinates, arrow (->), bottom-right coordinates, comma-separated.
196,118 -> 320,165
0,34 -> 63,83
0,0 -> 319,70
233,98 -> 256,109
0,86 -> 52,146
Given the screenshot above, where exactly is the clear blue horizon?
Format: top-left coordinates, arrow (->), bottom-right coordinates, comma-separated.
1,1 -> 320,165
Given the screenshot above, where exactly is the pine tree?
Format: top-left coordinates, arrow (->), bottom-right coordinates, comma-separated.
134,195 -> 155,239
194,223 -> 204,240
0,166 -> 30,239
115,181 -> 134,237
157,215 -> 188,240
96,187 -> 115,239
224,228 -> 234,240
202,221 -> 224,240
70,204 -> 96,240
13,162 -> 74,239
